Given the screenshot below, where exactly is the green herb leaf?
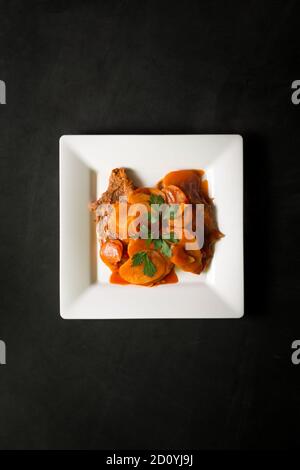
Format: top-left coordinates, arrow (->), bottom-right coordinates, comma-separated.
132,251 -> 147,266
169,232 -> 179,244
149,194 -> 165,206
143,254 -> 157,277
131,251 -> 157,277
153,239 -> 162,250
160,240 -> 172,257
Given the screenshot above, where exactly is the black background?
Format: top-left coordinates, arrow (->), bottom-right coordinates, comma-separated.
0,0 -> 299,450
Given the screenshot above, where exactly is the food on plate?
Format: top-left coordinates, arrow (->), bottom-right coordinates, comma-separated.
90,168 -> 223,286
90,168 -> 135,207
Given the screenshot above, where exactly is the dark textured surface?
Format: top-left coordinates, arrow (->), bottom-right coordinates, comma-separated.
0,0 -> 300,450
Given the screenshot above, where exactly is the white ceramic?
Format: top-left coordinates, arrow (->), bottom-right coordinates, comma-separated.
59,135 -> 243,319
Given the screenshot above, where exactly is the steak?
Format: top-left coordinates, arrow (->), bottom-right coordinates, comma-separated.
90,168 -> 135,211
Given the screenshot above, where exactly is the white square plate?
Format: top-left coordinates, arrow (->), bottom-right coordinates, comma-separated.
59,135 -> 243,319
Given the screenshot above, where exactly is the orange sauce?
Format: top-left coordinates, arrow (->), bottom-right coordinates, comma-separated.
110,271 -> 130,285
159,269 -> 178,285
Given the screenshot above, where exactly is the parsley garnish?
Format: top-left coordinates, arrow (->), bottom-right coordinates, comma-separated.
169,231 -> 179,244
135,194 -> 179,259
139,228 -> 177,258
153,239 -> 162,250
132,251 -> 147,266
144,254 -> 157,277
149,194 -> 165,206
131,251 -> 157,277
160,239 -> 172,257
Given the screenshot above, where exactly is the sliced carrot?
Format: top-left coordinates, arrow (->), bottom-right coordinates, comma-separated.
119,250 -> 167,285
162,185 -> 188,203
171,243 -> 203,274
127,239 -> 149,257
100,240 -> 123,265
